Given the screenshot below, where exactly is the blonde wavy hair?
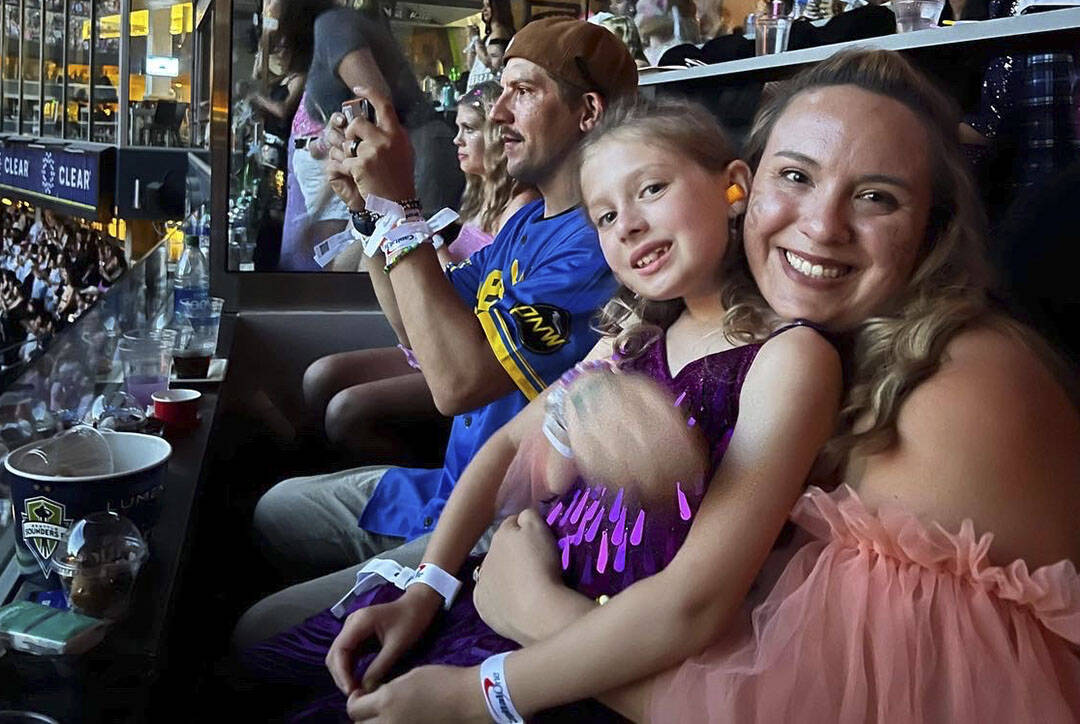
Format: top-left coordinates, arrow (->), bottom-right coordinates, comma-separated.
741,50 -> 996,475
457,81 -> 527,235
579,96 -> 775,358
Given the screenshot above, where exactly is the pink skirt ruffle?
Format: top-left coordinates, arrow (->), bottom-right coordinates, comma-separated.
650,485 -> 1080,723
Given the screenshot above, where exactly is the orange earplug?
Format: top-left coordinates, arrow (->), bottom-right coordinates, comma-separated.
726,184 -> 745,204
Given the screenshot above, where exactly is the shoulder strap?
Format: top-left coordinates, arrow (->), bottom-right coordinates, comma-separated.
766,318 -> 837,346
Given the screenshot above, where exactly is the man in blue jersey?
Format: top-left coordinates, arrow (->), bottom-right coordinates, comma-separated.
235,19 -> 638,645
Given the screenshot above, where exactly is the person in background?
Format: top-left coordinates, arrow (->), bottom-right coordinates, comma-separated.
484,36 -> 509,77
274,0 -> 356,269
276,0 -> 464,270
961,0 -> 1080,224
465,0 -> 515,90
233,18 -> 637,656
635,0 -> 701,65
696,0 -> 734,38
443,80 -> 538,264
595,13 -> 650,67
303,80 -> 537,464
249,72 -> 306,144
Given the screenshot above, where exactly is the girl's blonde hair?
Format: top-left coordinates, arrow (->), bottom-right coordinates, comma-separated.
457,81 -> 526,235
578,96 -> 772,357
742,49 -> 995,475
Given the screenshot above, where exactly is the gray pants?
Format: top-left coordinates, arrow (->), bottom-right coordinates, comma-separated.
238,465 -> 496,648
252,465 -> 402,582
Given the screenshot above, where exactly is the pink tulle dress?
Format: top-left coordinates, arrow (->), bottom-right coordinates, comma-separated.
444,223 -> 494,264
651,485 -> 1080,723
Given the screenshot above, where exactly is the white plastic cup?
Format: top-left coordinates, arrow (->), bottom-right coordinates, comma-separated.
893,0 -> 946,32
755,17 -> 792,55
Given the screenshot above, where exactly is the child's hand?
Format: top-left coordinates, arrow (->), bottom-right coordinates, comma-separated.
565,370 -> 708,506
474,510 -> 564,645
325,585 -> 443,696
346,664 -> 488,722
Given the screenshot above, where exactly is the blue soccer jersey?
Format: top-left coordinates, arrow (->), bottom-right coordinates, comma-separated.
360,200 -> 616,539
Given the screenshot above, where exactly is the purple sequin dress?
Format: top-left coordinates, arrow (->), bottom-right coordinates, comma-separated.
243,331 -> 766,721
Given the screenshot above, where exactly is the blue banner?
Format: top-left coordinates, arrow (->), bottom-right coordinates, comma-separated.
0,142 -> 102,213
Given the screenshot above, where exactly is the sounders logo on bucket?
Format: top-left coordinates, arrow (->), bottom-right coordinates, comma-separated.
21,495 -> 72,574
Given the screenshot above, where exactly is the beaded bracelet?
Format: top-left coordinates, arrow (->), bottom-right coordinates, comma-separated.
383,241 -> 425,273
398,198 -> 423,215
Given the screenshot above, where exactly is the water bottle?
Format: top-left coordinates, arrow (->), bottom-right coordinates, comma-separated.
174,222 -> 209,318
198,206 -> 211,259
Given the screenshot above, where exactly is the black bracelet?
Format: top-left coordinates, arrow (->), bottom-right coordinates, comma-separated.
350,209 -> 380,236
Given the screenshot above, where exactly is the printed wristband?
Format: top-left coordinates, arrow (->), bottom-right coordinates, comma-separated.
330,558 -> 415,618
480,653 -> 525,724
360,200 -> 458,259
404,562 -> 462,610
364,193 -> 405,221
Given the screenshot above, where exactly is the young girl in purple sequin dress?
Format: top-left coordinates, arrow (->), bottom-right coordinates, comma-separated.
243,98 -> 842,721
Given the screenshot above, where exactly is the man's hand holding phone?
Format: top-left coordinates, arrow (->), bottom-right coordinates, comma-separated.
329,86 -> 417,205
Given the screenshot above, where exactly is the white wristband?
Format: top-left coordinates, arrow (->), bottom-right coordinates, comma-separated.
404,562 -> 462,610
480,653 -> 524,724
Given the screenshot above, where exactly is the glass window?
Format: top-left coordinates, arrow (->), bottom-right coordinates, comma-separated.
228,0 -> 484,272
64,0 -> 89,139
42,0 -> 62,136
2,0 -> 19,133
21,0 -> 40,136
91,0 -> 120,143
129,0 -> 194,146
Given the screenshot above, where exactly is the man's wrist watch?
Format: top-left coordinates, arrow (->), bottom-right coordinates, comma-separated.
350,208 -> 379,236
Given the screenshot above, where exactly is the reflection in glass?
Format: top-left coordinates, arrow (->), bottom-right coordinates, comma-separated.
43,0 -> 62,136
2,0 -> 18,133
65,0 -> 90,140
21,0 -> 40,136
129,0 -> 194,146
92,0 -> 120,143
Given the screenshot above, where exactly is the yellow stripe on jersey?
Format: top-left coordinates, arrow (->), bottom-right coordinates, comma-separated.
477,310 -> 542,400
490,306 -> 547,392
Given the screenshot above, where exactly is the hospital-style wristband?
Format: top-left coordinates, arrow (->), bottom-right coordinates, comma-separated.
358,193 -> 459,267
480,653 -> 525,724
405,562 -> 463,609
329,558 -> 461,618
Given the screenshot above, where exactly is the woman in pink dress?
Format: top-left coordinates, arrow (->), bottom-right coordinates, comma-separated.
344,49 -> 1080,723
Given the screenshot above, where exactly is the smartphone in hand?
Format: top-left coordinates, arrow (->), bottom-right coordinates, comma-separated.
341,98 -> 376,124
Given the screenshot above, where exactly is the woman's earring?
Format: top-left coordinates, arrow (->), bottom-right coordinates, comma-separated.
726,184 -> 745,204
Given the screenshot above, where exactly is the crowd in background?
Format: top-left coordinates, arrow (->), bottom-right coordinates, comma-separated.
0,204 -> 125,376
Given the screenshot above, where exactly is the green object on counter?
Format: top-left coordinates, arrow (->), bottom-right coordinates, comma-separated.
0,601 -> 107,655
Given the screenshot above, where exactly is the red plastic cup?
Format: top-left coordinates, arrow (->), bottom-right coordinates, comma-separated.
151,389 -> 201,430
